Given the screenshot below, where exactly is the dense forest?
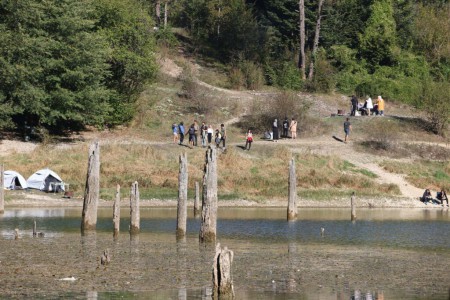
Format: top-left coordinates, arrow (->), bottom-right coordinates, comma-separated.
1,0 -> 449,134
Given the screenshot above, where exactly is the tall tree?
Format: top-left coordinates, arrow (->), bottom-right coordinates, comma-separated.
308,0 -> 324,80
298,0 -> 306,79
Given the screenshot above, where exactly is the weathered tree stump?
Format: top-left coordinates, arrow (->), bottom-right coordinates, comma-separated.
199,147 -> 218,243
213,243 -> 234,298
130,181 -> 140,234
0,164 -> 4,214
194,181 -> 201,218
100,249 -> 111,265
177,153 -> 188,238
351,192 -> 357,221
14,228 -> 19,240
113,184 -> 120,238
287,158 -> 298,221
81,141 -> 100,232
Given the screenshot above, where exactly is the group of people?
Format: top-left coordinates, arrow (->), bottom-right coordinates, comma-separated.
421,188 -> 449,206
172,120 -> 227,149
351,95 -> 385,116
268,117 -> 298,142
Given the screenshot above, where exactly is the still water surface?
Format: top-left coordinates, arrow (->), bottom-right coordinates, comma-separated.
1,207 -> 449,299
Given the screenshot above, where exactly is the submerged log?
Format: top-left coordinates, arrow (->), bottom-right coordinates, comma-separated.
287,158 -> 298,221
177,153 -> 188,238
213,243 -> 234,298
113,184 -> 121,238
194,181 -> 201,217
351,192 -> 356,221
130,181 -> 140,234
199,147 -> 218,243
0,164 -> 4,214
81,141 -> 100,232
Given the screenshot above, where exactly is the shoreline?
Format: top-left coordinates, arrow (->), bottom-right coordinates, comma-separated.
3,191 -> 447,209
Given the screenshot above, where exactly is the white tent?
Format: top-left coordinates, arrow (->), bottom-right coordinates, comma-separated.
26,168 -> 65,192
3,170 -> 28,190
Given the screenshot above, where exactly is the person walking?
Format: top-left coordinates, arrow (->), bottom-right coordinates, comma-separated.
178,122 -> 185,145
282,117 -> 289,138
344,118 -> 352,143
272,118 -> 279,142
289,118 -> 297,139
245,129 -> 253,151
220,124 -> 227,149
188,124 -> 195,148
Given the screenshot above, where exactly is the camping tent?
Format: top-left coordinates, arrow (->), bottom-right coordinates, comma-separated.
3,170 -> 28,190
26,168 -> 65,192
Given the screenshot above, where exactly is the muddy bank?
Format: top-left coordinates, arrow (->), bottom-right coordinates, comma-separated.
4,190 -> 446,209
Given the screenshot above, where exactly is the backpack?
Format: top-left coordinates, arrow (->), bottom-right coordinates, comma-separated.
189,127 -> 195,135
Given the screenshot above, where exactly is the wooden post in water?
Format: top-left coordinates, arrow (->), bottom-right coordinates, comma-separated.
113,184 -> 121,238
177,152 -> 188,238
33,220 -> 37,237
199,147 -> 218,243
213,243 -> 234,298
130,181 -> 140,234
287,158 -> 298,221
194,181 -> 200,217
0,163 -> 4,214
81,141 -> 100,232
351,192 -> 356,221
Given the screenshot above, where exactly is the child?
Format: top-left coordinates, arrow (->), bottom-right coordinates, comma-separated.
215,129 -> 222,148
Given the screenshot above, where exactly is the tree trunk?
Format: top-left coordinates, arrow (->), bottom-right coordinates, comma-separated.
0,164 -> 4,214
213,243 -> 234,297
351,192 -> 356,221
130,181 -> 140,234
194,181 -> 201,217
287,158 -> 298,221
177,153 -> 188,238
308,0 -> 325,80
298,0 -> 306,80
156,0 -> 161,27
164,1 -> 168,28
81,141 -> 100,232
113,184 -> 120,238
199,147 -> 218,243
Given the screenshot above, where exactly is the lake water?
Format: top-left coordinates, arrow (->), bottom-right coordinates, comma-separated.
1,207 -> 449,299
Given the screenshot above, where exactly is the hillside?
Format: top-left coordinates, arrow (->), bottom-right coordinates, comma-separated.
1,49 -> 449,207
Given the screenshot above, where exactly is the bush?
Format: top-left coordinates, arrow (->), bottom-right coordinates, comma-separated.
305,51 -> 336,93
422,81 -> 450,136
228,67 -> 245,90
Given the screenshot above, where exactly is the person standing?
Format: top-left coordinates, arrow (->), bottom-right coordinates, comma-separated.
282,117 -> 289,138
188,124 -> 196,148
365,96 -> 373,116
220,124 -> 227,149
351,95 -> 358,116
344,118 -> 352,143
289,118 -> 297,139
193,120 -> 199,146
272,118 -> 279,142
245,129 -> 253,151
178,122 -> 185,145
172,123 -> 179,143
207,125 -> 214,145
376,96 -> 385,116
201,122 -> 208,147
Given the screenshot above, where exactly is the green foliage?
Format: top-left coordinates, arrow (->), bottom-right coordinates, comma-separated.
0,0 -> 113,129
359,0 -> 397,70
305,50 -> 336,93
421,81 -> 450,136
154,26 -> 179,48
270,62 -> 303,90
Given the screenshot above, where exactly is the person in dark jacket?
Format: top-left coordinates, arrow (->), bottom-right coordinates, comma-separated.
272,118 -> 279,142
351,95 -> 359,116
282,117 -> 289,138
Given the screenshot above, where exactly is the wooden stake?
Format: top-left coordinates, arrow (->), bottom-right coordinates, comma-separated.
33,220 -> 37,237
194,181 -> 200,217
199,147 -> 218,243
351,192 -> 356,221
81,141 -> 100,232
177,153 -> 188,238
130,181 -> 140,234
213,243 -> 234,298
0,163 -> 4,214
287,158 -> 298,221
113,184 -> 120,238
